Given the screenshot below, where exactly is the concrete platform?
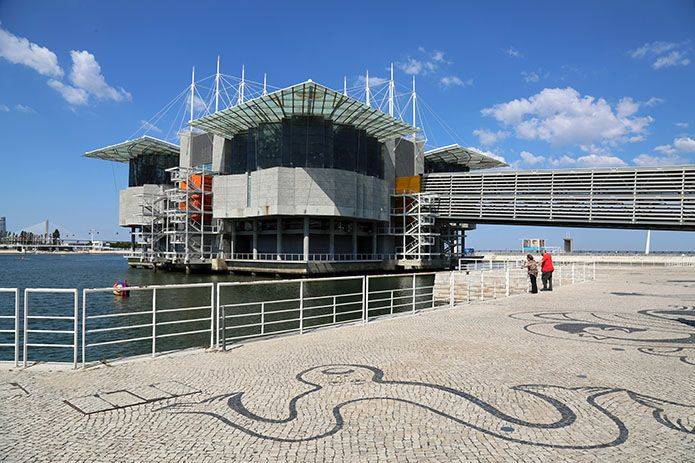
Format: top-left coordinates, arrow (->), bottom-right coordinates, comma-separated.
1,268 -> 693,461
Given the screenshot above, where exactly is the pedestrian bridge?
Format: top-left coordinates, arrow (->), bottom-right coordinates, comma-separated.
421,165 -> 695,231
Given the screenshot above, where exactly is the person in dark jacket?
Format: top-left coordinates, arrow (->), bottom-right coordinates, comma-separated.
540,250 -> 554,291
524,254 -> 539,293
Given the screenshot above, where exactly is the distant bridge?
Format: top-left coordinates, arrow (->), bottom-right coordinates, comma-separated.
422,165 -> 695,231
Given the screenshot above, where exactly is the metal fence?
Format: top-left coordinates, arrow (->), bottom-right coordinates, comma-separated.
0,288 -> 19,366
23,289 -> 78,369
1,265 -> 600,369
82,283 -> 214,367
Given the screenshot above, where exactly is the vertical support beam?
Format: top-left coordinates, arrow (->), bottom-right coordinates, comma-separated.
505,267 -> 510,297
230,222 -> 236,258
372,222 -> 378,257
14,289 -> 19,367
252,219 -> 258,260
303,217 -> 310,261
262,73 -> 267,96
215,55 -> 220,112
411,76 -> 417,137
365,69 -> 371,107
388,63 -> 394,117
362,276 -> 368,323
299,280 -> 304,334
209,284 -> 215,348
412,274 -> 417,314
238,65 -> 245,105
73,289 -> 78,369
645,229 -> 651,255
151,288 -> 157,357
276,217 -> 282,261
343,76 -> 347,96
22,290 -> 28,367
329,218 -> 335,259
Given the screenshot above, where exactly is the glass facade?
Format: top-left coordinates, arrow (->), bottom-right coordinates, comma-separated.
128,154 -> 179,186
227,116 -> 384,178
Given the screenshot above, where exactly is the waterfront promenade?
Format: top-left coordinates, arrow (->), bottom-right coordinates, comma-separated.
1,267 -> 693,462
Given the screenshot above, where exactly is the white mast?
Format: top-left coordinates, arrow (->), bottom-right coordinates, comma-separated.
214,55 -> 220,112
262,73 -> 267,95
388,62 -> 394,117
645,229 -> 652,255
411,75 -> 417,137
365,69 -> 371,107
238,65 -> 245,104
343,76 -> 347,96
190,66 -> 195,124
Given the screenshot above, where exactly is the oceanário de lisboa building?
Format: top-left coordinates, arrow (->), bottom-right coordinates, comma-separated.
85,68 -> 695,275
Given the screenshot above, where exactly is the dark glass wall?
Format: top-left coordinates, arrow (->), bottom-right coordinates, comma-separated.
424,159 -> 470,173
226,116 -> 383,178
128,154 -> 179,186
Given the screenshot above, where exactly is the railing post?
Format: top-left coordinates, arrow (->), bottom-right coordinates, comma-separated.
299,280 -> 304,334
449,271 -> 455,308
151,288 -> 157,357
332,296 -> 336,324
209,284 -> 215,348
390,290 -> 394,314
261,301 -> 265,335
505,267 -> 510,297
14,289 -> 19,368
571,263 -> 576,284
362,276 -> 367,323
221,303 -> 227,351
81,289 -> 87,369
22,289 -> 28,367
412,274 -> 416,314
215,284 -> 220,348
73,289 -> 78,370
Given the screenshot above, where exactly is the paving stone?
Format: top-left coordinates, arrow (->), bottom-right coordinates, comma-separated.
64,394 -> 114,414
129,384 -> 174,402
98,390 -> 146,408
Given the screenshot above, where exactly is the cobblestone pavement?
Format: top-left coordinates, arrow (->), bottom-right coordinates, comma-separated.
1,268 -> 694,462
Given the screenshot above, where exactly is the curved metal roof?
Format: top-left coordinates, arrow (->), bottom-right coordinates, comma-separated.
424,144 -> 508,170
189,80 -> 417,142
84,136 -> 179,163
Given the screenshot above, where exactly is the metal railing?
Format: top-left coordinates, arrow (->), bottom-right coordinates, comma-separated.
23,289 -> 78,368
0,288 -> 19,366
82,283 -> 214,367
2,264 -> 600,369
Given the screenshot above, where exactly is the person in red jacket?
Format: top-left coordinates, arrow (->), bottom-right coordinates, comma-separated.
540,250 -> 554,291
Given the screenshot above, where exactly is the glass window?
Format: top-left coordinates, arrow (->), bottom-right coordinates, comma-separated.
256,123 -> 281,169
128,154 -> 178,186
230,134 -> 247,174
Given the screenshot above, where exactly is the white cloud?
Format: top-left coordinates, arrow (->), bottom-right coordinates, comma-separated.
47,79 -> 88,105
440,75 -> 473,87
633,152 -> 689,166
356,74 -> 389,87
0,25 -> 63,77
482,87 -> 653,147
187,93 -> 208,114
629,40 -> 690,70
519,150 -> 544,165
15,104 -> 36,114
521,71 -> 539,83
397,57 -> 425,75
68,50 -> 131,102
473,128 -> 508,146
505,47 -> 523,58
139,120 -> 162,133
616,97 -> 639,118
644,97 -> 664,107
654,136 -> 695,156
469,147 -> 506,164
0,104 -> 9,112
653,50 -> 690,69
676,122 -> 689,128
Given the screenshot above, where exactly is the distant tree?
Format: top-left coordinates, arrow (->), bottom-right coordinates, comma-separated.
52,229 -> 61,244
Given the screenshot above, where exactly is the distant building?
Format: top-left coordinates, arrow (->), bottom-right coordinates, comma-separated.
0,217 -> 5,237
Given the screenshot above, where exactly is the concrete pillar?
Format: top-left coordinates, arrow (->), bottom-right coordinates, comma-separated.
230,223 -> 236,257
372,222 -> 378,257
276,217 -> 282,261
303,217 -> 310,261
352,220 -> 358,258
252,219 -> 258,260
329,218 -> 335,260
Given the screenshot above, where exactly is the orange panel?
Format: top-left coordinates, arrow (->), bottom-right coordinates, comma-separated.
395,175 -> 421,193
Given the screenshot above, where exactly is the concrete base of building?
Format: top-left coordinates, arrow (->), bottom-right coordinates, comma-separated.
225,259 -> 398,275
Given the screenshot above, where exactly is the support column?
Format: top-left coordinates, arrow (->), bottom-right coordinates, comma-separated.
352,220 -> 358,258
303,217 -> 310,261
230,222 -> 236,257
252,219 -> 258,260
276,217 -> 282,261
372,222 -> 378,257
329,218 -> 335,260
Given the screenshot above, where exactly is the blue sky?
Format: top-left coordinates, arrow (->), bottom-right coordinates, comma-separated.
0,0 -> 693,250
